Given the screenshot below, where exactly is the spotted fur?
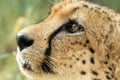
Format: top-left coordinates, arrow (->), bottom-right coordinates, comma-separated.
16,0 -> 120,80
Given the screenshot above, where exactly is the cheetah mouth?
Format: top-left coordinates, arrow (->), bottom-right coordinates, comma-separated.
20,60 -> 55,76
17,53 -> 55,75
17,56 -> 33,71
21,62 -> 33,71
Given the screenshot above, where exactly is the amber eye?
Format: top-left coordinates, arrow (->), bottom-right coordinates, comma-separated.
70,24 -> 80,33
65,20 -> 84,33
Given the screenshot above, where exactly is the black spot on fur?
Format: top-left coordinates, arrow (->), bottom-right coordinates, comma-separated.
108,67 -> 112,71
106,54 -> 110,59
75,41 -> 78,44
106,75 -> 111,79
86,40 -> 89,43
83,52 -> 86,55
71,43 -> 75,45
107,16 -> 111,20
60,63 -> 62,65
90,57 -> 95,64
89,48 -> 95,54
44,38 -> 47,40
80,71 -> 86,75
92,70 -> 98,76
104,61 -> 108,64
83,44 -> 87,47
73,7 -> 79,11
69,65 -> 72,68
79,42 -> 82,45
83,4 -> 88,8
76,58 -> 79,60
64,64 -> 67,67
104,71 -> 109,74
72,54 -> 75,57
82,60 -> 86,64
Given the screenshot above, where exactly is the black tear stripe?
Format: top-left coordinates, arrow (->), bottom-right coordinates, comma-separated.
41,22 -> 63,73
45,27 -> 62,56
41,20 -> 81,73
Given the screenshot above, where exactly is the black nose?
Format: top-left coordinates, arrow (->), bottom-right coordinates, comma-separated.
16,33 -> 34,51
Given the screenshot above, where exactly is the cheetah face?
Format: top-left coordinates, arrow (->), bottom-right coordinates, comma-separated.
16,0 -> 119,80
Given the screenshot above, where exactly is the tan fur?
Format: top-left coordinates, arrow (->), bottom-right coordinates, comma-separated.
16,0 -> 120,80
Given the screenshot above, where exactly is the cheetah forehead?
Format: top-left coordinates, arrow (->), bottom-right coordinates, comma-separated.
48,0 -> 117,20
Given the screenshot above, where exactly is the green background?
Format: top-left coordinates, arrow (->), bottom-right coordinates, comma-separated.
0,0 -> 119,80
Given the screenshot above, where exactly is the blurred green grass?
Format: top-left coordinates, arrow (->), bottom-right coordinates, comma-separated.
0,0 -> 58,80
0,53 -> 27,80
0,0 -> 119,80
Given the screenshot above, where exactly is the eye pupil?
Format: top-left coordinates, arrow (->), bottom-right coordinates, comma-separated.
71,24 -> 79,33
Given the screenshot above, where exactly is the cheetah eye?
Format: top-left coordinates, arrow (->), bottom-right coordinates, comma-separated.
65,20 -> 84,33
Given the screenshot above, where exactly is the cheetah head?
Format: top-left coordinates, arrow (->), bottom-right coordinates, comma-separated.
16,0 -> 120,80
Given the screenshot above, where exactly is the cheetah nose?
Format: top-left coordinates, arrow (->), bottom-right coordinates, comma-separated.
16,33 -> 34,51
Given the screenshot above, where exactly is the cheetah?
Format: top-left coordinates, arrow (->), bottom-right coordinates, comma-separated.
16,0 -> 120,80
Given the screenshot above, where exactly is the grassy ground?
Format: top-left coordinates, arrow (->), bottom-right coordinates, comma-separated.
0,0 -> 119,80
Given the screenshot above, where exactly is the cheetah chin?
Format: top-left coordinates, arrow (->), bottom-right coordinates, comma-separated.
16,0 -> 120,80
